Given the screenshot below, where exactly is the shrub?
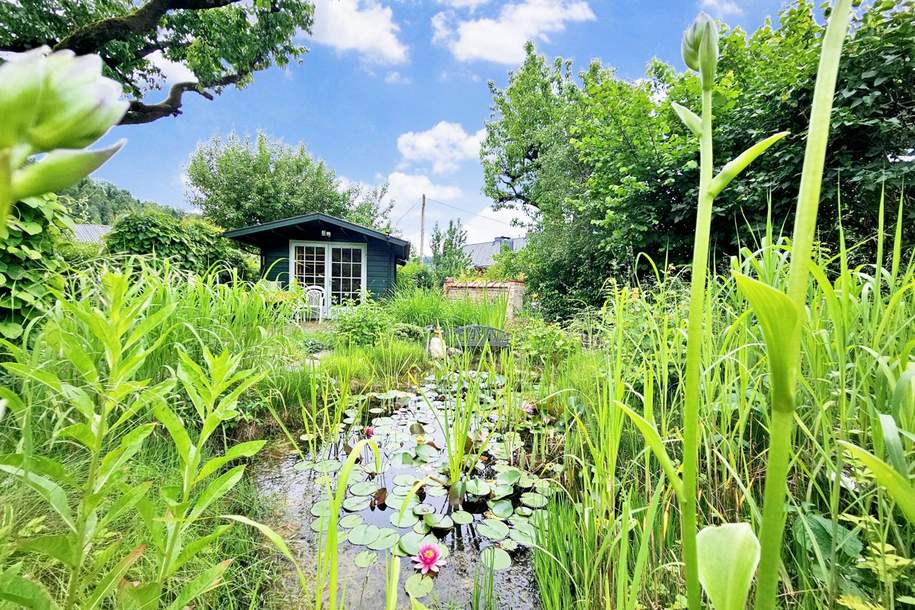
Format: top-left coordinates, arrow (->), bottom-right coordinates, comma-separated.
0,194 -> 69,339
333,300 -> 392,346
105,210 -> 251,278
513,316 -> 580,367
395,259 -> 434,290
392,322 -> 426,343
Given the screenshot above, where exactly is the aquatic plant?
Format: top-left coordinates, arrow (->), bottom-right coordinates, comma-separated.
413,542 -> 447,575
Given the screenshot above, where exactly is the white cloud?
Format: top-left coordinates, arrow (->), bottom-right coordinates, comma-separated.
432,0 -> 595,65
462,205 -> 529,243
699,0 -> 744,17
396,121 -> 484,174
385,172 -> 462,208
438,0 -> 490,11
308,0 -> 408,64
147,51 -> 197,84
384,70 -> 412,84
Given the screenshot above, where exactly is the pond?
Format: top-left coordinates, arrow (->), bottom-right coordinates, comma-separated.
255,370 -> 560,609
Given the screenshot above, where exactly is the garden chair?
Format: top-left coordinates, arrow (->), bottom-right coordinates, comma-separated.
296,285 -> 326,324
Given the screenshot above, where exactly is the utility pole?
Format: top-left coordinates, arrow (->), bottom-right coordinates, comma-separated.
419,193 -> 426,262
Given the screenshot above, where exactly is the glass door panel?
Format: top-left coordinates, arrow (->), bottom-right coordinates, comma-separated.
329,246 -> 363,304
293,244 -> 325,287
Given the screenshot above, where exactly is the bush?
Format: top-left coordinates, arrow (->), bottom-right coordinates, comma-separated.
105,210 -> 252,278
395,259 -> 434,290
392,322 -> 426,343
0,194 -> 69,339
333,301 -> 392,346
513,316 -> 580,367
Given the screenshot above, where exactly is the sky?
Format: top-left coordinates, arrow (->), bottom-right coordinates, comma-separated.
93,0 -> 787,255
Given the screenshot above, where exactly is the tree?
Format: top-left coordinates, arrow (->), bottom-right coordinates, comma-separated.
0,0 -> 314,125
61,177 -> 182,224
481,0 -> 914,318
185,132 -> 392,230
430,219 -> 471,285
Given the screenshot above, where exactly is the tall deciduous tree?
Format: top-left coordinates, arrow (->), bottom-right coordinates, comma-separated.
185,131 -> 392,230
0,0 -> 314,124
430,219 -> 471,285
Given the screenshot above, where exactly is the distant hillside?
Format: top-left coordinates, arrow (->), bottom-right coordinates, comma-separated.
60,178 -> 184,225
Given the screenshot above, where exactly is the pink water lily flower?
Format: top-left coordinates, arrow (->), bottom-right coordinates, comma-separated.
364,426 -> 374,438
413,543 -> 446,575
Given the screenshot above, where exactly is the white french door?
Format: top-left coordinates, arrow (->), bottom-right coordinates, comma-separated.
290,241 -> 367,307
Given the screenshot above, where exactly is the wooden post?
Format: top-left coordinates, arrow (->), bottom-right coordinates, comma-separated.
419,193 -> 426,261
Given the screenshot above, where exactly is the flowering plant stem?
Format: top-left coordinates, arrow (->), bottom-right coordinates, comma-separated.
752,1 -> 854,608
682,85 -> 714,610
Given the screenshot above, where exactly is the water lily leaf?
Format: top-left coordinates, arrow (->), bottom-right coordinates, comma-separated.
696,523 -> 761,610
425,484 -> 447,498
520,492 -> 547,508
390,511 -> 419,528
515,506 -> 533,517
452,510 -> 474,525
480,546 -> 511,571
500,539 -> 520,552
340,514 -> 363,529
314,459 -> 342,474
343,496 -> 371,512
394,474 -> 418,487
489,484 -> 513,500
347,524 -> 381,546
354,550 -> 377,568
477,518 -> 509,541
349,481 -> 379,496
310,517 -> 329,533
398,531 -> 425,555
413,520 -> 432,534
391,451 -> 416,466
413,503 -> 436,516
386,494 -> 416,511
488,500 -> 513,519
368,528 -> 400,551
405,574 -> 434,599
423,514 -> 454,530
410,422 -> 425,434
310,500 -> 332,518
466,479 -> 491,496
293,460 -> 314,472
361,460 -> 386,474
509,521 -> 536,546
415,445 -> 438,463
496,468 -> 522,485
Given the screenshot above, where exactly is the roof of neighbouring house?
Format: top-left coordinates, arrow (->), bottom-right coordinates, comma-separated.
72,223 -> 111,244
463,236 -> 527,268
223,212 -> 410,261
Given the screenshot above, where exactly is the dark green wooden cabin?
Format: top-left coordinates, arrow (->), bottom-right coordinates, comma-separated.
224,213 -> 410,304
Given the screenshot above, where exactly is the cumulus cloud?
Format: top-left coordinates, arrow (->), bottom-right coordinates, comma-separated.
147,51 -> 197,84
438,0 -> 491,11
699,0 -> 744,17
384,71 -> 412,84
308,0 -> 408,64
432,0 -> 595,65
396,121 -> 485,174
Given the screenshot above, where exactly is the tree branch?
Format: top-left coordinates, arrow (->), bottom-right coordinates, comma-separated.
54,0 -> 238,56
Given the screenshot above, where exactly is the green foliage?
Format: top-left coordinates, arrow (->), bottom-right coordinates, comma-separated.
392,322 -> 426,343
186,132 -> 392,230
512,317 -> 579,368
0,194 -> 69,338
0,0 -> 315,124
385,287 -> 508,332
333,300 -> 392,346
395,259 -> 434,291
61,177 -> 181,224
105,210 -> 251,277
482,1 -> 914,317
482,244 -> 524,280
430,219 -> 471,286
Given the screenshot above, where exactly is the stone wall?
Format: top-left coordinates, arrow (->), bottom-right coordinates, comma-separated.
442,279 -> 525,322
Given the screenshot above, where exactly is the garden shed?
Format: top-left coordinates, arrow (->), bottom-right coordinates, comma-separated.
223,213 -> 410,304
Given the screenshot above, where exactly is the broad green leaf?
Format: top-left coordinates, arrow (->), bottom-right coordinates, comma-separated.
17,534 -> 75,568
98,482 -> 153,532
671,102 -> 702,136
188,465 -> 246,523
840,441 -> 915,523
733,273 -> 802,409
0,460 -> 75,532
876,413 -> 907,477
165,560 -> 231,610
94,423 -> 155,492
0,562 -> 60,609
696,523 -> 760,610
153,402 -> 193,466
196,440 -> 266,483
173,525 -> 234,573
707,131 -> 789,198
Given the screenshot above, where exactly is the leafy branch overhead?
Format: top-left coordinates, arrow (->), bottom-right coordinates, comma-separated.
0,0 -> 316,124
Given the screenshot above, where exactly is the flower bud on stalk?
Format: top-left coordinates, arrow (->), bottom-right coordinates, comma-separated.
0,47 -> 128,237
681,12 -> 719,91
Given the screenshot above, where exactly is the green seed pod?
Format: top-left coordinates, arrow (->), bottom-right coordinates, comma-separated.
681,12 -> 719,91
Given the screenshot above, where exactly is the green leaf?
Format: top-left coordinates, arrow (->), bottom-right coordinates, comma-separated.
404,574 -> 434,598
165,560 -> 231,610
153,402 -> 193,466
188,465 -> 246,523
480,546 -> 512,570
616,402 -> 684,499
221,515 -> 307,587
840,441 -> 915,523
696,523 -> 760,610
707,131 -> 789,198
0,459 -> 75,532
0,562 -> 60,609
85,545 -> 145,610
12,142 -> 126,201
671,102 -> 702,136
196,440 -> 266,483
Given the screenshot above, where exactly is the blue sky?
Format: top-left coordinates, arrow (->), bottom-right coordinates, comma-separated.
94,0 -> 787,254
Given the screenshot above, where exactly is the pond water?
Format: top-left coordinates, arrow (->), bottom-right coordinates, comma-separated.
254,371 -> 552,609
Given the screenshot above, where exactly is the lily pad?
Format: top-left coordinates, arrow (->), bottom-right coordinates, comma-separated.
466,479 -> 491,496
509,522 -> 536,546
347,524 -> 381,546
415,445 -> 439,463
342,496 -> 371,512
452,510 -> 474,525
489,484 -> 514,500
354,550 -> 377,568
423,514 -> 454,530
368,528 -> 400,551
398,531 -> 426,555
413,503 -> 436,516
340,514 -> 363,529
515,506 -> 534,517
405,574 -> 434,599
310,500 -> 332,518
390,511 -> 419,528
480,546 -> 512,571
488,499 -> 513,519
393,474 -> 418,487
349,481 -> 379,496
477,518 -> 509,541
313,459 -> 342,474
496,468 -> 522,485
310,517 -> 329,533
521,492 -> 548,508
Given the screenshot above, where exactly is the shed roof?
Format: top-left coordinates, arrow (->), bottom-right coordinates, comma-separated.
223,213 -> 410,260
73,223 -> 111,244
464,236 -> 527,268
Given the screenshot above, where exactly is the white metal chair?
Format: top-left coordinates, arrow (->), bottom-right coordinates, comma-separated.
297,285 -> 326,324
